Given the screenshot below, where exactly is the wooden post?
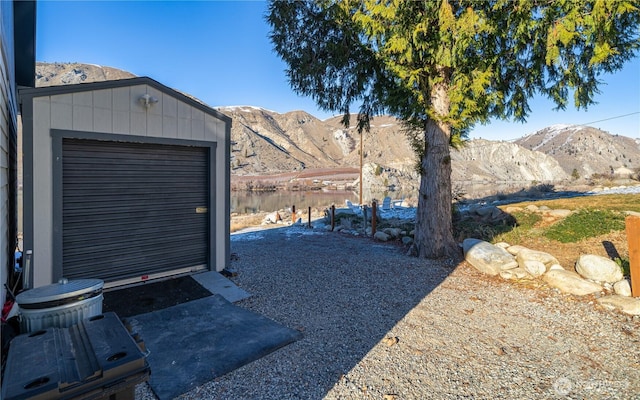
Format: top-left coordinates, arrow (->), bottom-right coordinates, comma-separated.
331,205 -> 335,231
363,205 -> 368,234
308,206 -> 311,228
625,215 -> 640,297
371,200 -> 377,236
292,205 -> 296,224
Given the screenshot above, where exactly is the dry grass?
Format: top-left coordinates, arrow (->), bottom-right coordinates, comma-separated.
505,193 -> 640,213
230,213 -> 269,233
494,193 -> 639,270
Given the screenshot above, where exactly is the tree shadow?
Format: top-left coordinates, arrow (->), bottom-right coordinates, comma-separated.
602,240 -> 621,260
220,224 -> 456,398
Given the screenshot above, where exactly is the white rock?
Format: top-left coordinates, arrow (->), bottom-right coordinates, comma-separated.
545,209 -> 572,218
549,264 -> 564,271
614,279 -> 632,297
516,248 -> 559,270
525,205 -> 539,212
263,211 -> 281,224
542,270 -> 603,296
522,260 -> 547,277
575,254 -> 623,283
505,245 -> 528,256
463,238 -> 518,276
500,267 -> 532,280
374,231 -> 390,242
383,228 -> 402,238
597,295 -> 640,316
494,242 -> 510,249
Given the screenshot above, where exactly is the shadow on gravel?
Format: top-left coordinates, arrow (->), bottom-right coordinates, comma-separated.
227,224 -> 457,398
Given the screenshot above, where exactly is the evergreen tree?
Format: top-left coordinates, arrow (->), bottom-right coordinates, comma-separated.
267,0 -> 640,259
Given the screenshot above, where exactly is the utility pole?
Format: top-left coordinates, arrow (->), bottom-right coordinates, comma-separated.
359,129 -> 363,205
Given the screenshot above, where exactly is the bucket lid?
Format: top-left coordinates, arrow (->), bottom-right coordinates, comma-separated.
16,278 -> 104,305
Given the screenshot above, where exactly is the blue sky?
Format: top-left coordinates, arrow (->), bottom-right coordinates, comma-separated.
36,1 -> 639,141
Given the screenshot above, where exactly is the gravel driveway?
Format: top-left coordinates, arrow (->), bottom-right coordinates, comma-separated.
137,225 -> 640,399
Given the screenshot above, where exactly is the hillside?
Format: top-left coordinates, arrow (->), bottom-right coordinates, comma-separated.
34,62 -> 639,195
516,124 -> 640,179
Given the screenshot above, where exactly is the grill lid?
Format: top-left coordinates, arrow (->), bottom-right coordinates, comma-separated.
16,278 -> 104,305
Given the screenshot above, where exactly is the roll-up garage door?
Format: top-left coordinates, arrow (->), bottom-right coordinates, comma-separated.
61,138 -> 210,284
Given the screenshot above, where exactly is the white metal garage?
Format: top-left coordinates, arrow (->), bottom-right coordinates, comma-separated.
19,77 -> 231,288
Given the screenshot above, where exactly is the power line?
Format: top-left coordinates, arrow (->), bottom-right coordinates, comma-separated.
472,111 -> 640,144
581,111 -> 639,126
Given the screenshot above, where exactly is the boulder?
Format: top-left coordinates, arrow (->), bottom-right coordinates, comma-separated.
542,270 -> 603,296
475,206 -> 503,220
263,211 -> 282,224
374,231 -> 390,242
505,245 -> 528,256
499,267 -> 532,280
522,260 -> 547,277
575,254 -> 624,283
383,228 -> 402,239
614,279 -> 632,297
545,209 -> 572,218
516,249 -> 560,270
401,236 -> 413,246
597,295 -> 640,316
463,238 -> 518,276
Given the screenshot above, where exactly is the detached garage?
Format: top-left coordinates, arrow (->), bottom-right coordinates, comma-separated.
19,77 -> 231,288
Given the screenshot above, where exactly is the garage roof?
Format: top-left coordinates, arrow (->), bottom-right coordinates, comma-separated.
19,76 -> 232,124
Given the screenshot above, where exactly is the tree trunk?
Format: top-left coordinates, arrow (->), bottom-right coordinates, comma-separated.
412,78 -> 459,260
413,120 -> 459,259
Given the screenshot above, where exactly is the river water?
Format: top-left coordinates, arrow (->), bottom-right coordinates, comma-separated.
231,191 -> 360,214
230,190 -> 418,214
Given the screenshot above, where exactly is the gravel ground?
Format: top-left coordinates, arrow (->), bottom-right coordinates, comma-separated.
136,225 -> 640,400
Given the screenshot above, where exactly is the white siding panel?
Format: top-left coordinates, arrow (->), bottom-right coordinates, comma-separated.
204,114 -> 220,142
93,107 -> 113,133
130,111 -> 146,136
191,118 -> 204,140
32,98 -> 53,287
178,101 -> 191,119
163,94 -> 177,118
113,110 -> 130,134
177,117 -> 191,138
72,104 -> 93,131
51,93 -> 73,105
50,101 -> 73,130
147,114 -> 162,137
192,108 -> 204,120
147,87 -> 163,116
72,91 -> 93,107
162,116 -> 178,138
113,87 -> 130,111
93,89 -> 112,109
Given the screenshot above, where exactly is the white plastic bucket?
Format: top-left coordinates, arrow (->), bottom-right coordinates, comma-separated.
16,278 -> 104,333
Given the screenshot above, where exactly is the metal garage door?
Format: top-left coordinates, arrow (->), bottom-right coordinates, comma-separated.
60,138 -> 210,285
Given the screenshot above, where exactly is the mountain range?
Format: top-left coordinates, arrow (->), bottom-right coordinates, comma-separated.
35,62 -> 640,196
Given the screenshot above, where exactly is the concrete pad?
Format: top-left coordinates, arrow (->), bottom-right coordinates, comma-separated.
192,271 -> 251,303
129,295 -> 302,400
